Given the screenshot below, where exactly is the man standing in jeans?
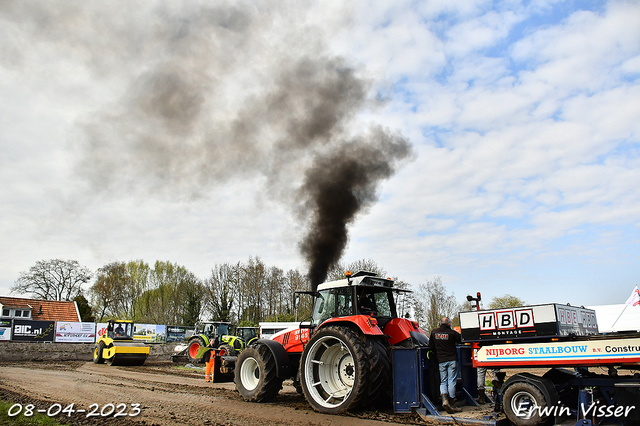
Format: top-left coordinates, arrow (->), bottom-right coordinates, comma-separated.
429,317 -> 462,414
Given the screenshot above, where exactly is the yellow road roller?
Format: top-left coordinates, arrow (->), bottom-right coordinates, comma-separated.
93,320 -> 149,366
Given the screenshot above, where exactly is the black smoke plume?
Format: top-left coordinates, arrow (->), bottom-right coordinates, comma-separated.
0,2 -> 413,288
300,129 -> 412,287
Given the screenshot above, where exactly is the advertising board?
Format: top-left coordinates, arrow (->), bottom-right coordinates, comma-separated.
134,324 -> 166,343
0,319 -> 11,341
12,320 -> 55,342
460,303 -> 599,342
166,325 -> 187,342
475,337 -> 640,367
55,322 -> 96,343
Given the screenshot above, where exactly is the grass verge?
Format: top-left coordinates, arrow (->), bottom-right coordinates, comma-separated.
0,399 -> 69,426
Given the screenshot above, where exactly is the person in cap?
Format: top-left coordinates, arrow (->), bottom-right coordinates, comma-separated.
429,317 -> 462,413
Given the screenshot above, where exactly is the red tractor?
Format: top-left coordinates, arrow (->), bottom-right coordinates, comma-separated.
233,271 -> 428,414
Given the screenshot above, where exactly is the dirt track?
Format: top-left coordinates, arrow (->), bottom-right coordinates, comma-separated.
0,361 -> 430,426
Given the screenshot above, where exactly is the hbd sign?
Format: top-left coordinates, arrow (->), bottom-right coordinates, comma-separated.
460,304 -> 594,342
479,309 -> 534,331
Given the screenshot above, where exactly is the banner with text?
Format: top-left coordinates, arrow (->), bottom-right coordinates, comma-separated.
476,337 -> 640,367
55,322 -> 96,343
12,320 -> 55,342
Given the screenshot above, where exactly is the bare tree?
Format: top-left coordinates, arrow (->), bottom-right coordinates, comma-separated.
327,258 -> 386,281
12,259 -> 92,301
412,276 -> 459,332
204,262 -> 240,322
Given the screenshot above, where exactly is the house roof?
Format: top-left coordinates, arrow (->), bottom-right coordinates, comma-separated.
0,296 -> 80,322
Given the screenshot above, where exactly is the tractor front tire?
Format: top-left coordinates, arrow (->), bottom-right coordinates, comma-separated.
187,337 -> 206,364
93,341 -> 106,364
234,345 -> 283,402
218,344 -> 237,357
300,325 -> 384,414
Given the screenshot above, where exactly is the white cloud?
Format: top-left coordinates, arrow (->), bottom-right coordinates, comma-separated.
1,1 -> 639,308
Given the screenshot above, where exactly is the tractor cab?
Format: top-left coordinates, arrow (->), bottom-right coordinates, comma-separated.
107,320 -> 135,340
194,321 -> 230,345
187,321 -> 233,363
310,271 -> 402,329
236,327 -> 258,345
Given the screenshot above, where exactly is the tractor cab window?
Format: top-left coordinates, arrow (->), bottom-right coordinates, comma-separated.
312,289 -> 335,326
357,287 -> 395,318
217,324 -> 230,336
238,328 -> 257,341
372,291 -> 393,317
335,286 -> 355,317
357,288 -> 376,314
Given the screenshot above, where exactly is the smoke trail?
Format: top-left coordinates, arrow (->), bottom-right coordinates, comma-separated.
300,128 -> 412,287
0,1 -> 413,286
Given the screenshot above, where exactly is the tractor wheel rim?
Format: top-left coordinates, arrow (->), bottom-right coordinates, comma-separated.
304,335 -> 354,409
510,390 -> 538,419
240,357 -> 260,391
189,343 -> 199,359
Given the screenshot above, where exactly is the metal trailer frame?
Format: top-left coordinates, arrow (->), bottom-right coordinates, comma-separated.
392,346 -> 509,425
472,336 -> 640,426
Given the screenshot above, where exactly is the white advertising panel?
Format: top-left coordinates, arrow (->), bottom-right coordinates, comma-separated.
0,319 -> 11,341
95,322 -> 108,342
134,324 -> 166,343
55,322 -> 96,343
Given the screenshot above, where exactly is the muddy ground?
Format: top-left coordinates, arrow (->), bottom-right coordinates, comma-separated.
0,360 -> 463,426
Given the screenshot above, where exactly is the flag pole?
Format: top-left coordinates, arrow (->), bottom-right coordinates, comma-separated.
611,303 -> 628,330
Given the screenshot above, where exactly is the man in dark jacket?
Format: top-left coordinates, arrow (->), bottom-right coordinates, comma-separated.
429,317 -> 462,413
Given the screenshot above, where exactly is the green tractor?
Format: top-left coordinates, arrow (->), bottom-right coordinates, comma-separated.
186,322 -> 259,364
236,326 -> 258,347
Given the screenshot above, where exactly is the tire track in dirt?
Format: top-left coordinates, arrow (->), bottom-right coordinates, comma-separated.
0,361 -> 426,426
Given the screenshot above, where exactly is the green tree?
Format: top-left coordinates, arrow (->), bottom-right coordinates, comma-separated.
89,261 -> 128,321
73,294 -> 95,322
489,294 -> 526,309
12,259 -> 92,301
136,261 -> 203,325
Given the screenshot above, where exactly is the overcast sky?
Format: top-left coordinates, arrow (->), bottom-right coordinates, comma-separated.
1,0 -> 639,309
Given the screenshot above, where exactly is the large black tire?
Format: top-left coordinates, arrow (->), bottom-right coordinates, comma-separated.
187,337 -> 206,364
93,341 -> 106,364
218,343 -> 237,357
364,336 -> 392,408
300,326 -> 388,414
503,382 -> 550,426
234,345 -> 283,402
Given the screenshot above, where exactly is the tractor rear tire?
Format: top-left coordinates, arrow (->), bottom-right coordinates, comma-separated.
234,345 -> 283,402
187,337 -> 206,364
364,336 -> 392,408
218,344 -> 237,357
503,381 -> 549,426
93,341 -> 106,364
300,325 -> 386,414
